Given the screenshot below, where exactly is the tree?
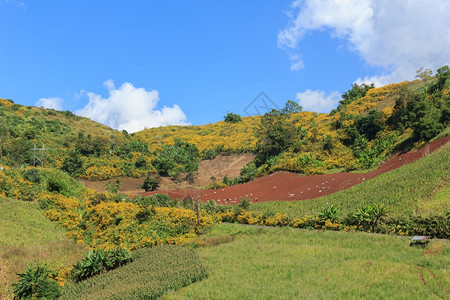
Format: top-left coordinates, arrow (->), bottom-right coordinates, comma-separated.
255,108 -> 297,166
430,65 -> 450,93
281,100 -> 302,114
61,151 -> 84,176
152,139 -> 199,176
0,124 -> 10,158
224,112 -> 242,123
332,83 -> 375,113
140,174 -> 161,192
415,67 -> 433,87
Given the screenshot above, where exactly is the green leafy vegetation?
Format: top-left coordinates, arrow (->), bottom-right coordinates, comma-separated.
223,112 -> 242,123
152,139 -> 200,178
13,264 -> 62,300
70,249 -> 133,282
63,245 -> 208,300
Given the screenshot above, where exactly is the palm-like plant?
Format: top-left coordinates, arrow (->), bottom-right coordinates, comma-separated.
12,264 -> 61,299
354,204 -> 388,232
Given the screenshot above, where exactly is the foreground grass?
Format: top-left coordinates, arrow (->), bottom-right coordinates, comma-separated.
250,146 -> 449,218
165,223 -> 449,299
0,197 -> 86,299
63,245 -> 208,300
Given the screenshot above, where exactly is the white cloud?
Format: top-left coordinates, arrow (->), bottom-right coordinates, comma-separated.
36,97 -> 63,110
76,80 -> 189,133
289,54 -> 304,71
295,89 -> 341,113
279,0 -> 450,84
2,0 -> 26,11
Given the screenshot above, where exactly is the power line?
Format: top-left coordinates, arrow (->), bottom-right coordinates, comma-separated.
31,143 -> 47,167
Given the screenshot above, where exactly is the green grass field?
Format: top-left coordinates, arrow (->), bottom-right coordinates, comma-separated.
0,197 -> 86,299
165,223 -> 449,299
249,146 -> 449,219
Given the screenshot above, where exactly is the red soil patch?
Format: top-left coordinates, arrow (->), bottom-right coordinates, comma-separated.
141,136 -> 449,204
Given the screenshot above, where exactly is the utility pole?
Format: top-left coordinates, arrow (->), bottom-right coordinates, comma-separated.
31,143 -> 47,167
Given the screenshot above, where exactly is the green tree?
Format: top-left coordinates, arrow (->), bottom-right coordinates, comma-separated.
152,139 -> 199,176
0,124 -> 10,159
281,100 -> 302,114
255,109 -> 296,166
61,151 -> 84,176
332,83 -> 375,113
140,174 -> 161,192
224,112 -> 242,123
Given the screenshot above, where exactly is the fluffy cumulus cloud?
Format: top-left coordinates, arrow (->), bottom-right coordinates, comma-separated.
279,0 -> 450,85
76,80 -> 189,133
36,97 -> 64,110
295,90 -> 341,113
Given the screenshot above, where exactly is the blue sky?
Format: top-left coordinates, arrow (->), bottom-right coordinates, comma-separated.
1,0 -> 449,132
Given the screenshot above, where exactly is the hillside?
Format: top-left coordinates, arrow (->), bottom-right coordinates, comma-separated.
0,196 -> 86,299
1,70 -> 449,185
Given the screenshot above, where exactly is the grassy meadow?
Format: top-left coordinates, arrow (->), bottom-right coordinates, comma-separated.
0,197 -> 86,299
165,223 -> 449,299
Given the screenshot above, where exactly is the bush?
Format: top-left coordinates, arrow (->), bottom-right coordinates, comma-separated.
239,198 -> 251,210
224,112 -> 242,123
61,152 -> 84,177
318,203 -> 341,223
22,168 -> 42,183
201,148 -> 218,160
140,174 -> 161,192
410,213 -> 450,238
70,248 -> 133,282
132,193 -> 176,208
13,264 -> 61,299
353,204 -> 387,232
152,139 -> 199,177
106,177 -> 121,193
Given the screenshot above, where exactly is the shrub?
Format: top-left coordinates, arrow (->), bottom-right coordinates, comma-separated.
140,174 -> 161,192
239,198 -> 251,210
106,177 -> 121,193
354,204 -> 388,232
13,264 -> 61,299
61,152 -> 84,177
132,193 -> 175,207
318,203 -> 341,223
410,213 -> 450,238
201,148 -> 218,160
70,248 -> 133,282
22,168 -> 42,183
224,112 -> 242,123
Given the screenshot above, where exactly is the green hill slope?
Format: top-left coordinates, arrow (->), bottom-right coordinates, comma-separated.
0,196 -> 86,299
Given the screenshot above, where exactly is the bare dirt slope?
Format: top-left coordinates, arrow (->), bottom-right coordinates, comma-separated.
142,136 -> 449,204
79,154 -> 254,195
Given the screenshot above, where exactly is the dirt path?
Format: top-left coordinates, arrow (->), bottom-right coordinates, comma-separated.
141,136 -> 449,204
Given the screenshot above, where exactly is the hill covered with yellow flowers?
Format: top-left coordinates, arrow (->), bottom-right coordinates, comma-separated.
1,66 -> 449,183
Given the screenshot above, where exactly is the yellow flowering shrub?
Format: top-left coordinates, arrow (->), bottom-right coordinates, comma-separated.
263,212 -> 290,227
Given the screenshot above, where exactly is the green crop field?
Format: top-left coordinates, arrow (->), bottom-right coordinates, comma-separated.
62,245 -> 208,300
165,223 -> 449,299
